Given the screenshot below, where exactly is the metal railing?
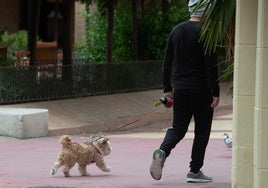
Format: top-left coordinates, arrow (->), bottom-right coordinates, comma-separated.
0,60 -> 162,104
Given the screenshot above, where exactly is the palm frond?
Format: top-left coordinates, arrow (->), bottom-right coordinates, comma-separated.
198,0 -> 236,65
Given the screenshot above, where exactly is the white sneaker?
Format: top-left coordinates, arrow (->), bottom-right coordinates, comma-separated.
150,149 -> 165,180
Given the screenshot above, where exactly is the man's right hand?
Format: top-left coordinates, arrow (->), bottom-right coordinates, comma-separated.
164,91 -> 174,100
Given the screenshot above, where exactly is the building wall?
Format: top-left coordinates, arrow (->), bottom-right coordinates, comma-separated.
254,0 -> 268,187
233,0 -> 268,187
232,0 -> 258,186
0,0 -> 20,32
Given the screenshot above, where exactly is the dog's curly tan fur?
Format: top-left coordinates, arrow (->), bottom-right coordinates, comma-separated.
50,135 -> 112,177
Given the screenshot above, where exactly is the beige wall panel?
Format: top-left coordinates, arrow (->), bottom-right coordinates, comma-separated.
255,48 -> 268,108
254,168 -> 268,188
254,48 -> 261,108
254,108 -> 268,168
233,95 -> 254,146
232,146 -> 254,188
256,0 -> 268,48
233,45 -> 256,96
254,1 -> 268,187
233,1 -> 258,187
235,0 -> 258,45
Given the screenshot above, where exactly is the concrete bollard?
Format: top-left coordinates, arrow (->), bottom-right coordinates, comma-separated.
0,108 -> 49,139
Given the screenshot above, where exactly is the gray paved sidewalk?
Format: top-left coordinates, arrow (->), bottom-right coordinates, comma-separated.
1,83 -> 233,136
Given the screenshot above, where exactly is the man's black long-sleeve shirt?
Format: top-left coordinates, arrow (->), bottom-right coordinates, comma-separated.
162,20 -> 220,97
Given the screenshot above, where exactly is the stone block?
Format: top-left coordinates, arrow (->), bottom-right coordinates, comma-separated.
0,108 -> 49,139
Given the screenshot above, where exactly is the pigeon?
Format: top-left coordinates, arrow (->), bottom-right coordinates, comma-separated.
223,133 -> 232,148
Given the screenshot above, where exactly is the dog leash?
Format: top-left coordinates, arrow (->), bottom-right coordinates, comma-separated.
102,106 -> 165,136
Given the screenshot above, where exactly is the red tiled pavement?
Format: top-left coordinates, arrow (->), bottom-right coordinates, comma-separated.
0,83 -> 233,188
0,134 -> 231,188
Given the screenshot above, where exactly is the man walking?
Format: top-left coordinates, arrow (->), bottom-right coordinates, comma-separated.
150,0 -> 220,183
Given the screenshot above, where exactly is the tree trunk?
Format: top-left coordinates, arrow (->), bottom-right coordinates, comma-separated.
141,0 -> 145,14
54,0 -> 60,41
28,0 -> 41,66
62,0 -> 73,66
162,0 -> 169,22
106,0 -> 114,63
62,0 -> 73,94
85,1 -> 91,49
131,0 -> 138,61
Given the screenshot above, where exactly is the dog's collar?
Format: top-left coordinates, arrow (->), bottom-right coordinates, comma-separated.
90,140 -> 103,155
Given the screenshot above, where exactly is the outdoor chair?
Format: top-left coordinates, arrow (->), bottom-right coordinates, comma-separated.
36,41 -> 58,66
15,50 -> 30,66
15,41 -> 60,66
15,41 -> 61,79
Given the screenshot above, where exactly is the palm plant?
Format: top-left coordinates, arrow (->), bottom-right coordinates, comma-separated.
197,0 -> 236,92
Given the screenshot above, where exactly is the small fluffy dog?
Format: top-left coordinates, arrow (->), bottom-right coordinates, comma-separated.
50,135 -> 112,177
